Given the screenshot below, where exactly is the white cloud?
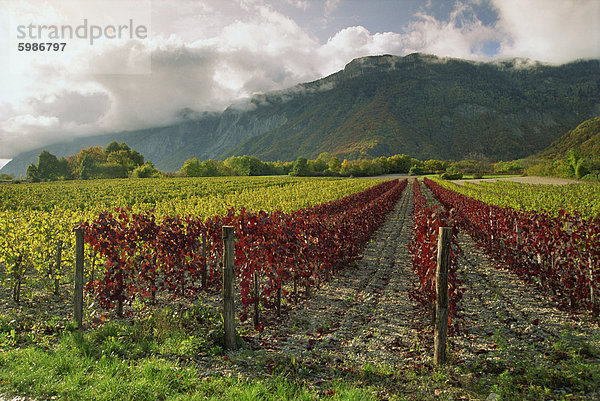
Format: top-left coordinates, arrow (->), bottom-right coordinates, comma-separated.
4,114 -> 60,131
315,3 -> 498,76
316,26 -> 402,75
401,9 -> 499,61
283,0 -> 310,11
1,114 -> 61,155
492,0 -> 600,63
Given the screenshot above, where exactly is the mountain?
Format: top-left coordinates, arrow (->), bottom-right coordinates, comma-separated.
226,54 -> 600,162
539,116 -> 600,158
2,53 -> 599,177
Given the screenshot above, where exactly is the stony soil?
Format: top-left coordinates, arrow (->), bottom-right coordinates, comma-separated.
250,179 -> 431,366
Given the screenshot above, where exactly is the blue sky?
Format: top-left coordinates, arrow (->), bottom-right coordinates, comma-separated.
0,0 -> 598,167
274,0 -> 498,46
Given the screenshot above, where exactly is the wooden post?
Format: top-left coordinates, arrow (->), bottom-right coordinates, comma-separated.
273,266 -> 281,318
222,226 -> 238,350
54,240 -> 62,296
253,272 -> 260,329
276,283 -> 282,318
590,257 -> 596,316
305,277 -> 311,298
74,228 -> 84,328
201,234 -> 207,288
294,275 -> 298,304
434,227 -> 451,366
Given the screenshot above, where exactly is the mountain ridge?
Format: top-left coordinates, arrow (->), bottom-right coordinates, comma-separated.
539,116 -> 600,158
2,53 -> 599,177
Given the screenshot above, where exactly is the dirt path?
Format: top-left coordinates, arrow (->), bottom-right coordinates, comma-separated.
252,180 -> 431,370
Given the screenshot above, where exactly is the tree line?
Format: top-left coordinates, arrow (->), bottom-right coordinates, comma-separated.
526,150 -> 600,181
25,142 -> 159,182
9,144 -> 535,183
180,153 -> 504,178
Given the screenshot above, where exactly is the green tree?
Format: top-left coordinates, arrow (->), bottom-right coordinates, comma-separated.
328,157 -> 342,173
181,158 -> 202,177
566,149 -> 582,174
387,154 -> 411,173
104,141 -> 121,155
106,148 -> 144,170
409,165 -> 424,176
575,158 -> 589,179
309,153 -> 331,174
225,156 -> 265,176
97,163 -> 128,179
75,146 -> 106,166
290,156 -> 309,176
424,159 -> 445,173
373,156 -> 390,174
37,150 -> 62,180
199,160 -> 219,176
586,156 -> 600,181
79,154 -> 97,180
57,157 -> 72,179
26,163 -> 40,182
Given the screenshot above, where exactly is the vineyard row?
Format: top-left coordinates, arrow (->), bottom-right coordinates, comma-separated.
81,179 -> 408,328
424,178 -> 599,316
408,179 -> 464,332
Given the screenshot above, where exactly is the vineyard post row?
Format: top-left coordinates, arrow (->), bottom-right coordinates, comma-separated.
74,228 -> 84,328
72,179 -> 407,332
222,225 -> 237,350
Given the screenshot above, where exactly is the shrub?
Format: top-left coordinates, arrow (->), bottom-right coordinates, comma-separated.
409,166 -> 424,176
440,172 -> 463,180
132,163 -> 160,178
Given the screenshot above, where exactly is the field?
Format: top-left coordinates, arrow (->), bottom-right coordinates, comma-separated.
453,176 -> 582,186
0,176 -> 599,400
436,177 -> 600,218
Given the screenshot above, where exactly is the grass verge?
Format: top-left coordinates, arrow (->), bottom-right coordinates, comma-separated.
1,303 -> 599,400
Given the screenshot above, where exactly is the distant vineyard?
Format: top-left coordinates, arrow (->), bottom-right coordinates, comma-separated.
433,178 -> 600,219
